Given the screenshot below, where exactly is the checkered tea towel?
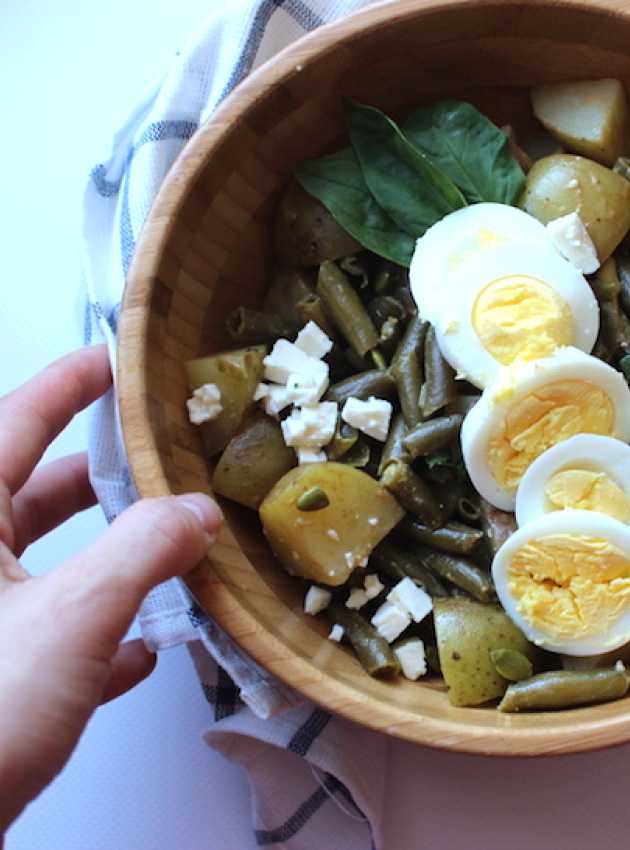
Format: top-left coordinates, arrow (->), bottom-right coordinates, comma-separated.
83,1 -> 392,847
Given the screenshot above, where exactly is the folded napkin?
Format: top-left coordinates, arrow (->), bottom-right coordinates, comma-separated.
83,1 -> 390,847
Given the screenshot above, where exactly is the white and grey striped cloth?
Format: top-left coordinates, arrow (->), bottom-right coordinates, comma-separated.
83,1 -> 391,847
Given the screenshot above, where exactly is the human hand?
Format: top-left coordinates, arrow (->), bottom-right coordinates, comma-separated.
0,346 -> 221,833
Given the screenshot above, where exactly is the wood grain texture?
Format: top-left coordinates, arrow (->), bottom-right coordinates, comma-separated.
118,0 -> 630,755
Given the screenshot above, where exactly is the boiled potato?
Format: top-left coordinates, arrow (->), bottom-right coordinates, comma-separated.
186,346 -> 265,457
212,411 -> 296,509
434,598 -> 535,707
274,180 -> 361,267
259,462 -> 404,585
531,79 -> 629,167
521,154 -> 630,262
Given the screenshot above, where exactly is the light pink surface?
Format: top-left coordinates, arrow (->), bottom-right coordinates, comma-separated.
4,3 -> 630,849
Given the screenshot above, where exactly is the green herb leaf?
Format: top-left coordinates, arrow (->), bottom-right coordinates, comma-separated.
296,148 -> 415,267
403,100 -> 526,205
345,100 -> 466,237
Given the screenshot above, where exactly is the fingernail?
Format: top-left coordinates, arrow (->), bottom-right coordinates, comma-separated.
177,493 -> 222,545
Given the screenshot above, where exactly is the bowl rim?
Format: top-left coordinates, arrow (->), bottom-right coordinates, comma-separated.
118,0 -> 630,755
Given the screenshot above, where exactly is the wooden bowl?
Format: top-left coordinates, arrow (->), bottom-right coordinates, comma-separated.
118,0 -> 630,755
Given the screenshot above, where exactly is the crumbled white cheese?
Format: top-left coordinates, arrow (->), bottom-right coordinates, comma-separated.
295,321 -> 333,359
327,528 -> 340,541
341,396 -> 393,442
263,338 -> 328,387
186,383 -> 222,424
255,382 -> 295,416
304,586 -> 332,615
286,370 -> 328,405
346,588 -> 369,610
615,660 -> 626,672
328,624 -> 345,642
253,383 -> 268,401
387,577 -> 433,623
394,638 -> 427,680
364,574 -> 384,600
546,212 -> 599,274
281,401 -> 337,448
371,601 -> 411,643
297,448 -> 327,465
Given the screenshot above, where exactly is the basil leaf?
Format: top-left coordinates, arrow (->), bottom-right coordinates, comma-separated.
403,100 -> 526,205
296,148 -> 415,267
345,100 -> 466,237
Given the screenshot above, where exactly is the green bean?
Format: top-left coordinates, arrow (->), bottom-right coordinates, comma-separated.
446,394 -> 480,417
399,518 -> 484,555
457,495 -> 481,524
490,648 -> 533,682
263,268 -> 314,333
419,325 -> 456,418
479,499 -> 517,557
498,669 -> 629,713
619,353 -> 630,383
367,295 -> 407,329
389,315 -> 428,428
403,415 -> 463,460
371,349 -> 387,371
370,540 -> 449,597
613,156 -> 630,181
225,307 -> 290,345
425,644 -> 442,674
326,369 -> 396,404
327,603 -> 400,677
379,316 -> 403,361
616,252 -> 630,318
378,413 -> 410,476
295,293 -> 337,339
391,285 -> 416,316
591,260 -> 630,355
327,419 -> 359,460
380,460 -> 443,528
317,261 -> 379,356
340,440 -> 371,469
417,546 -> 495,602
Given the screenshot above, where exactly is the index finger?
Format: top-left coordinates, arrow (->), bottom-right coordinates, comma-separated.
0,346 -> 111,494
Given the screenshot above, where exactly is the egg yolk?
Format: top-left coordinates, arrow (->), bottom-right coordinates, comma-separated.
472,275 -> 574,365
508,533 -> 630,640
488,380 -> 614,491
545,468 -> 630,523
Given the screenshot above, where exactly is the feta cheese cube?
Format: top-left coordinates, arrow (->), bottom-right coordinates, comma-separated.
186,383 -> 222,424
364,574 -> 384,600
341,396 -> 393,442
304,586 -> 332,615
297,448 -> 327,465
328,624 -> 345,642
286,371 -> 328,405
387,577 -> 433,623
546,212 -> 599,274
263,339 -> 328,387
345,588 -> 369,610
394,638 -> 427,680
371,601 -> 411,643
254,382 -> 294,416
295,321 -> 333,359
280,401 -> 337,448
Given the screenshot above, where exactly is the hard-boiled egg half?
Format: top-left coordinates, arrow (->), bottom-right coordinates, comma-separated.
461,347 -> 630,511
516,434 -> 630,527
492,510 -> 630,655
410,203 -> 599,388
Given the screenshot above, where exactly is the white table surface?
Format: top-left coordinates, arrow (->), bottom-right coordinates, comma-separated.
4,3 -> 630,849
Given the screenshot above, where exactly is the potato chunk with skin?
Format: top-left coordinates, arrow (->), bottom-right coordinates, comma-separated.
186,346 -> 265,457
521,154 -> 630,263
260,463 -> 405,585
532,79 -> 629,167
434,598 -> 535,707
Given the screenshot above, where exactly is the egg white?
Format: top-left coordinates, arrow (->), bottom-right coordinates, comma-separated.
492,509 -> 630,655
516,434 -> 630,527
433,243 -> 599,389
461,348 -> 630,511
409,203 -> 549,324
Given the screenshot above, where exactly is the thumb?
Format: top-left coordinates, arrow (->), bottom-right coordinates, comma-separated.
53,493 -> 221,648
